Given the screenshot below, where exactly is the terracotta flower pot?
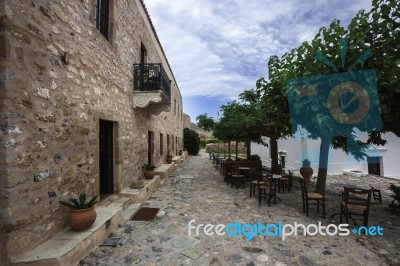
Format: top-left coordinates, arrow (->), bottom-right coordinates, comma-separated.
144,169 -> 155,179
67,207 -> 96,231
300,167 -> 313,182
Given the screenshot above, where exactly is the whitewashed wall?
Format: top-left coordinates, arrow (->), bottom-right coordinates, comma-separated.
251,133 -> 400,179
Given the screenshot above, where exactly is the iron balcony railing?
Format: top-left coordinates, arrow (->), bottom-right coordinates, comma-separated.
133,63 -> 171,101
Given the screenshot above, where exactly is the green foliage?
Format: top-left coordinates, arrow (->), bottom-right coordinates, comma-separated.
59,193 -> 98,210
247,154 -> 261,161
207,139 -> 221,144
302,159 -> 311,168
389,184 -> 400,200
184,128 -> 200,155
196,113 -> 215,131
199,140 -> 206,148
142,164 -> 155,170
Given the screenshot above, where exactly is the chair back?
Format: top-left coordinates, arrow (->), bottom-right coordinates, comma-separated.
343,187 -> 372,210
299,178 -> 308,199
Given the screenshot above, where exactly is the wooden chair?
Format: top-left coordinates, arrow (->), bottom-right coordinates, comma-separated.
370,186 -> 382,204
230,165 -> 246,189
299,178 -> 325,218
259,175 -> 278,206
277,164 -> 292,192
249,170 -> 266,197
340,187 -> 372,227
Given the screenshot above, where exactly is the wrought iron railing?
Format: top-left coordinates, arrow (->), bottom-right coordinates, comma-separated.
133,63 -> 171,101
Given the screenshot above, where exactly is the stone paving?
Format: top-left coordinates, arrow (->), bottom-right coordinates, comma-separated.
82,151 -> 400,266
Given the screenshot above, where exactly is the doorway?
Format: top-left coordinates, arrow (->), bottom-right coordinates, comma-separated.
148,131 -> 154,165
367,156 -> 382,176
99,120 -> 114,198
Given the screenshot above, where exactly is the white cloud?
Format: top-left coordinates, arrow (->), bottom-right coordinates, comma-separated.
143,0 -> 372,100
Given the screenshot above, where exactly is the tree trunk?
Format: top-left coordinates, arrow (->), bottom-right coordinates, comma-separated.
315,135 -> 332,195
228,141 -> 231,158
235,141 -> 238,160
270,137 -> 279,174
246,140 -> 251,159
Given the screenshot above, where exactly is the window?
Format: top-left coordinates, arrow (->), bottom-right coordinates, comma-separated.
160,133 -> 163,155
95,0 -> 109,39
174,99 -> 176,115
140,44 -> 147,64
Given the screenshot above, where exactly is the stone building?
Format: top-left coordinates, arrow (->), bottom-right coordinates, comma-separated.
0,0 -> 183,263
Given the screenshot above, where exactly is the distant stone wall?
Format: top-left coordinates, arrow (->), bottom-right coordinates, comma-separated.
190,123 -> 213,138
0,0 -> 183,262
182,113 -> 213,138
206,143 -> 247,154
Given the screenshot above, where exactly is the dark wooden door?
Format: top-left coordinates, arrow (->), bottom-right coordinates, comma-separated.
367,156 -> 381,176
148,131 -> 154,165
99,120 -> 114,197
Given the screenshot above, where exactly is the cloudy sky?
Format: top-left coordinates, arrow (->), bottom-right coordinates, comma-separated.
143,0 -> 372,122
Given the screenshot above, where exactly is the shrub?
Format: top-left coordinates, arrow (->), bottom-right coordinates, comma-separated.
200,140 -> 206,148
184,128 -> 200,155
247,154 -> 261,161
389,184 -> 400,200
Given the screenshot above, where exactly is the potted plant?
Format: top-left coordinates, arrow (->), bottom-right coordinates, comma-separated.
59,193 -> 98,231
247,154 -> 261,161
166,155 -> 173,164
142,163 -> 155,179
300,159 -> 313,182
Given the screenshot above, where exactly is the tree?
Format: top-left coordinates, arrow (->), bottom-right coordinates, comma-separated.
284,0 -> 399,194
195,113 -> 215,131
183,128 -> 200,155
214,100 -> 264,159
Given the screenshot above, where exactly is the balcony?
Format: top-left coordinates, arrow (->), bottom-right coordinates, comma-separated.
133,63 -> 171,112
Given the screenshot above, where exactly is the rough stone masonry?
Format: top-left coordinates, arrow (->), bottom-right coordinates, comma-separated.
0,0 -> 183,263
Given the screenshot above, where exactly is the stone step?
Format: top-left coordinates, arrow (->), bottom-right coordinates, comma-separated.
12,206 -> 123,266
12,157 -> 186,265
11,177 -> 162,266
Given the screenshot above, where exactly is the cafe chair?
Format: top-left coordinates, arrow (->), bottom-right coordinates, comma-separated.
231,165 -> 246,189
299,178 -> 326,218
259,176 -> 277,206
370,186 -> 382,204
250,171 -> 266,197
340,187 -> 372,227
224,162 -> 233,184
277,164 -> 292,192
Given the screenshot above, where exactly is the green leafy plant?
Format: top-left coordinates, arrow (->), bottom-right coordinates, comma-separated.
59,193 -> 98,210
183,128 -> 200,155
247,154 -> 261,161
142,164 -> 155,170
389,184 -> 400,200
302,159 -> 311,168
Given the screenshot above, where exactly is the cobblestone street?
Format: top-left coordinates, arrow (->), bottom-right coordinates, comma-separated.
83,151 -> 400,266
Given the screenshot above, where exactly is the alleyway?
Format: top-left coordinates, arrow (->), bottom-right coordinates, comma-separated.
82,151 -> 400,266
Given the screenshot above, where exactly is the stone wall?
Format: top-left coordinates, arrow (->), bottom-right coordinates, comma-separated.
182,113 -> 213,138
206,143 -> 247,154
0,0 -> 183,262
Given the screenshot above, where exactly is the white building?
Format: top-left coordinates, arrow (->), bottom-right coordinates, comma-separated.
251,132 -> 400,180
